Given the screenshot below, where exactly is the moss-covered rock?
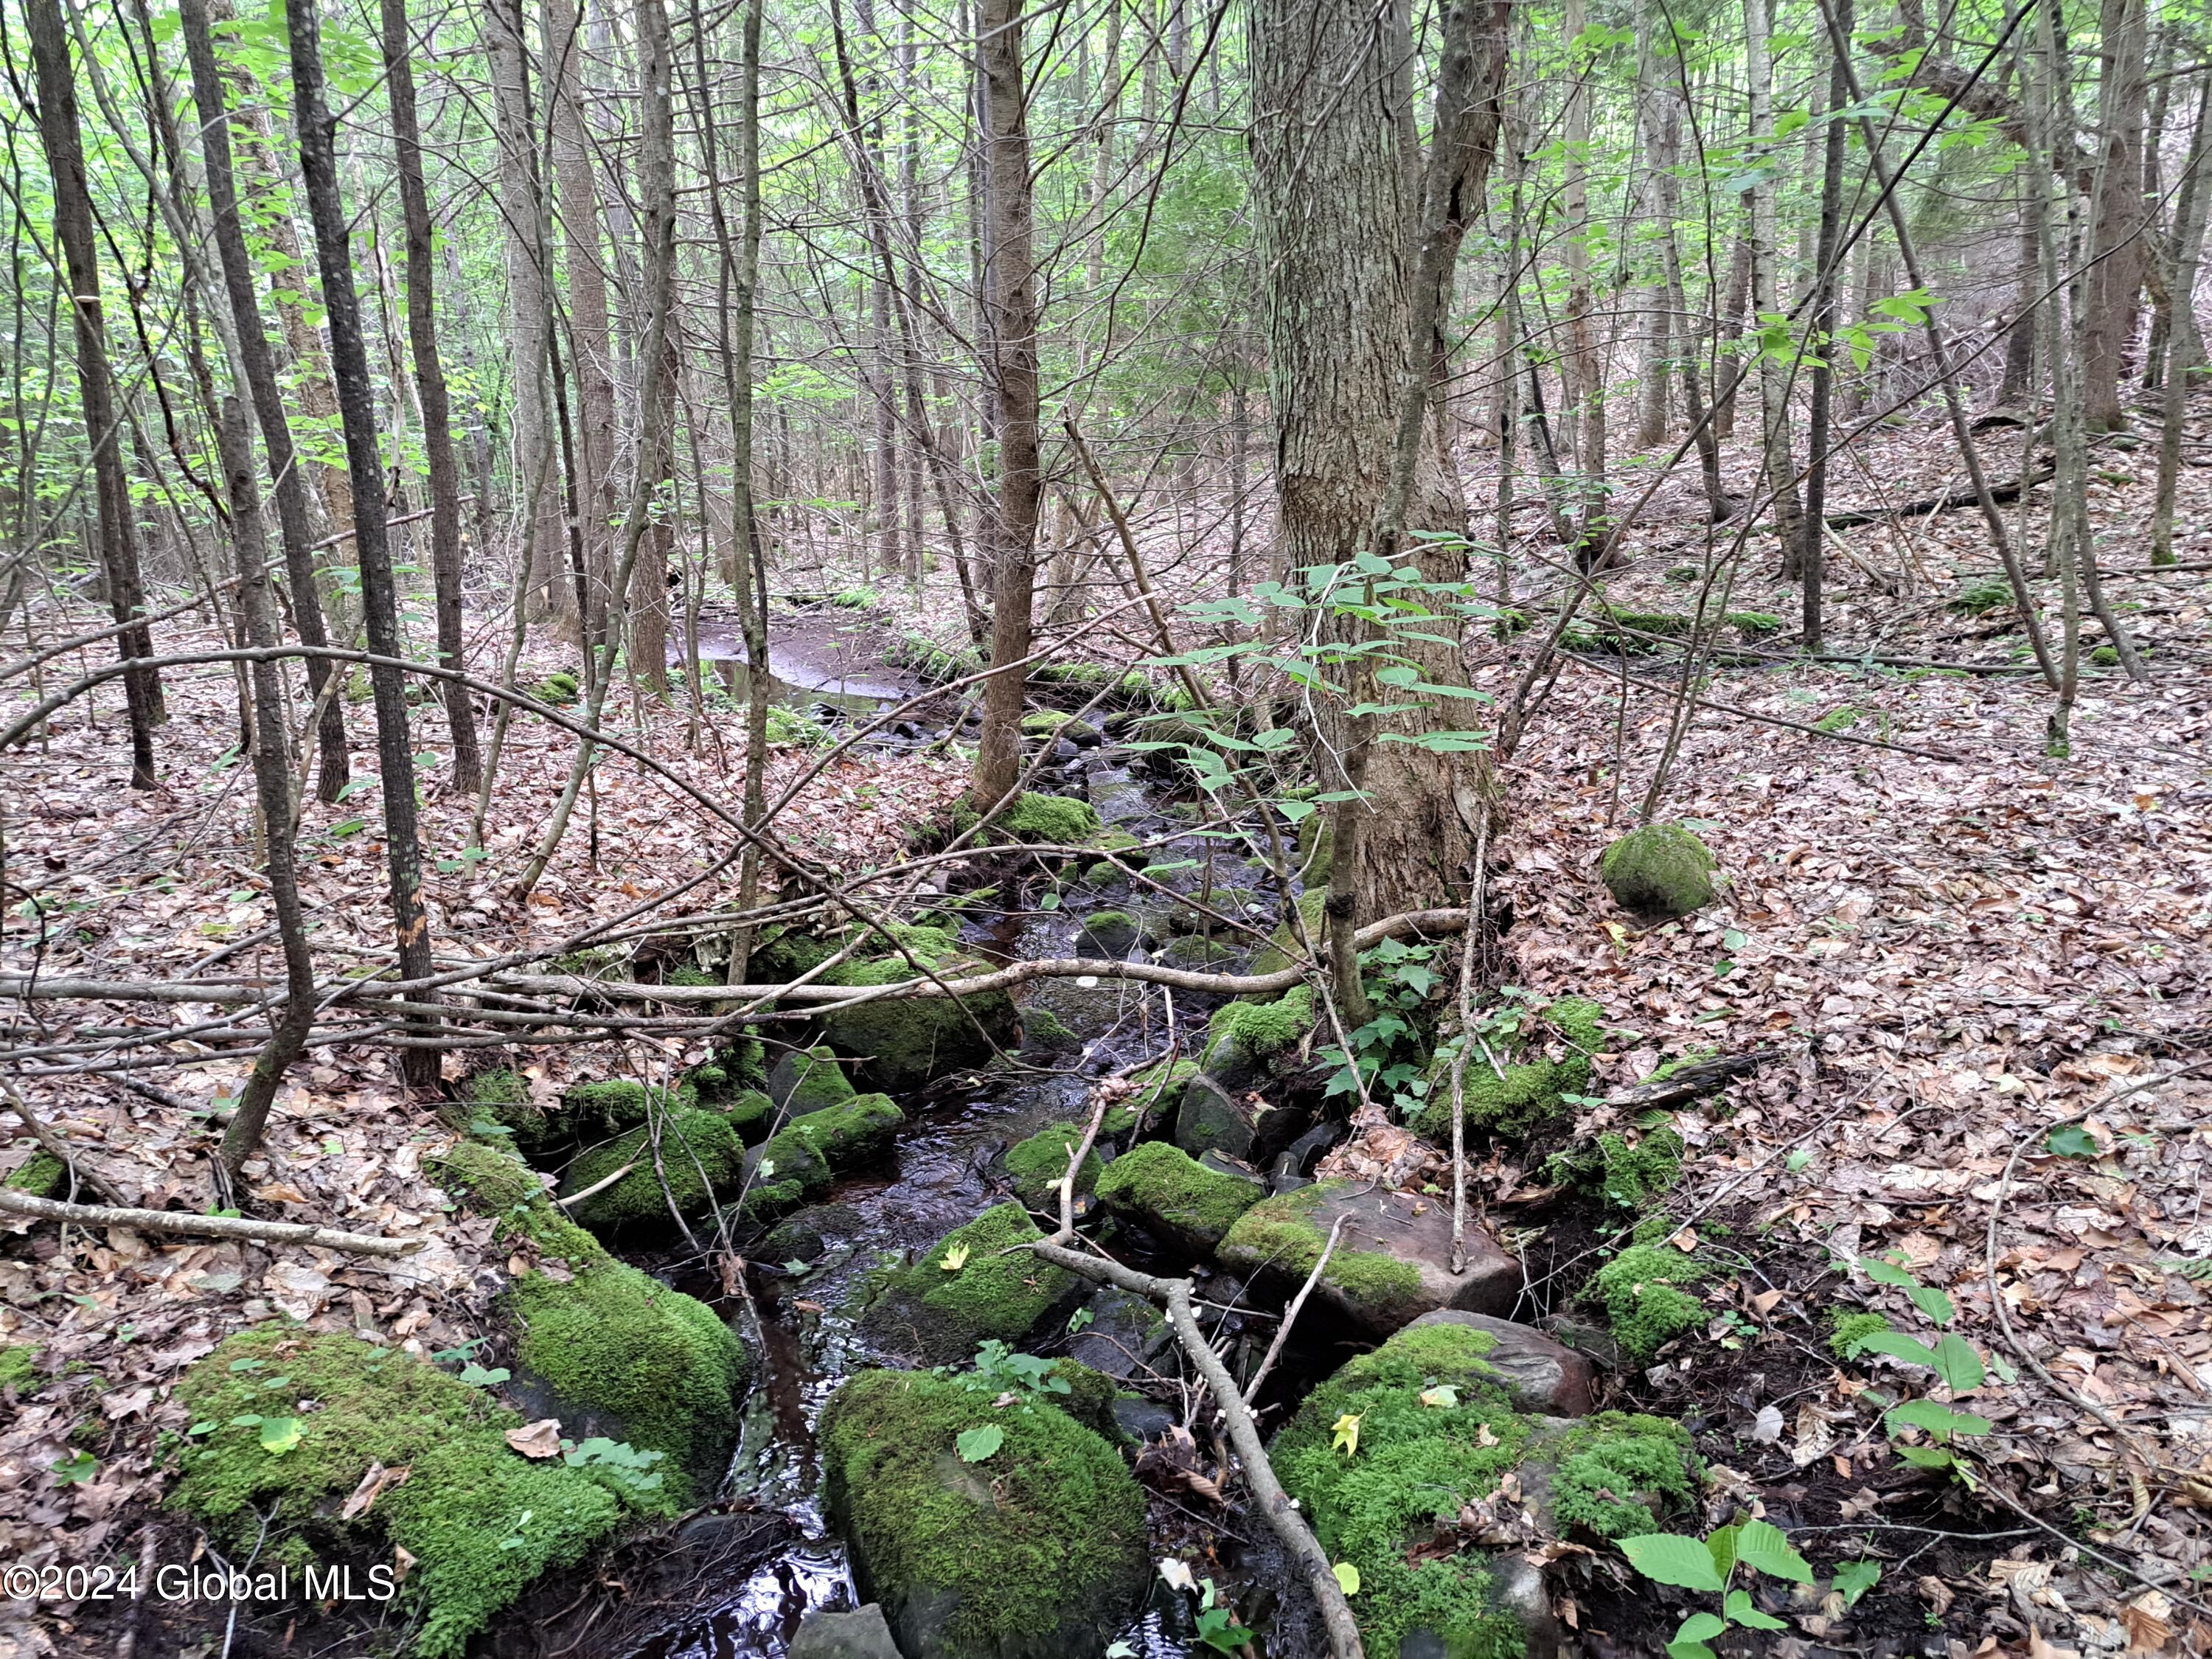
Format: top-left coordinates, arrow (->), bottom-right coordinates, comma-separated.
1091,1141 -> 1261,1255
1599,822 -> 1717,917
1273,1321 -> 1537,1659
1152,933 -> 1239,970
1018,1006 -> 1082,1056
996,792 -> 1101,844
1249,887 -> 1326,978
730,1131 -> 833,1226
427,1137 -> 547,1216
1545,1411 -> 1700,1539
5,1150 -> 66,1198
723,1088 -> 777,1143
1003,1122 -> 1103,1208
820,978 -> 1018,1093
1077,910 -> 1141,956
1411,996 -> 1604,1142
558,1107 -> 748,1236
0,1343 -> 38,1393
1295,813 -> 1333,884
1203,984 -> 1314,1067
1104,1056 -> 1198,1138
859,1203 -> 1082,1364
1587,1243 -> 1708,1363
504,1259 -> 749,1501
769,1045 -> 858,1116
772,1091 -> 905,1170
171,1327 -> 630,1659
821,1368 -> 1147,1659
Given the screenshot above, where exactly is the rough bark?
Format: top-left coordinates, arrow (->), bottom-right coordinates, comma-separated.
1745,0 -> 1804,557
2082,0 -> 2149,431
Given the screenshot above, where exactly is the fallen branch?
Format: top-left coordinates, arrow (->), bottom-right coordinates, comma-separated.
0,1189 -> 426,1256
1823,467 -> 2054,528
1,1076 -> 128,1206
1604,1051 -> 1769,1113
553,1160 -> 636,1209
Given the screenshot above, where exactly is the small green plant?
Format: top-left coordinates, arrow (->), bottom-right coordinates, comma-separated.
1840,1251 -> 2003,1477
1618,1517 -> 1812,1657
764,703 -> 830,746
942,1340 -> 1071,1402
1318,935 -> 1446,1110
563,1436 -> 667,1503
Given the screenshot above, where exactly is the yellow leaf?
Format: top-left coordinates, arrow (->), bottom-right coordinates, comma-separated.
1419,1385 -> 1458,1409
1331,1412 -> 1361,1457
941,1243 -> 971,1272
1332,1562 -> 1360,1597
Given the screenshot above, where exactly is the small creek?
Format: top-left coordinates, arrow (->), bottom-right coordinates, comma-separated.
615,655 -> 1303,1658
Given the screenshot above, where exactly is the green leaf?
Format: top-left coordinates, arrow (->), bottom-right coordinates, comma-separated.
1906,1283 -> 1955,1326
456,1363 -> 511,1387
1786,1148 -> 1813,1172
1667,1610 -> 1724,1658
1886,1399 -> 1992,1440
258,1417 -> 302,1455
1932,1335 -> 1986,1394
2045,1124 -> 2099,1158
1725,1587 -> 1789,1630
1855,1331 -> 1940,1368
1859,1253 -> 1921,1290
955,1425 -> 1004,1463
1832,1559 -> 1881,1606
1332,1562 -> 1360,1596
51,1450 -> 97,1486
1704,1523 -> 1738,1579
1619,1533 -> 1726,1593
1733,1518 -> 1813,1583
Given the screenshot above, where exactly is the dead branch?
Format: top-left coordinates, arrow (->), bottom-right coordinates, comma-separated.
0,1188 -> 426,1256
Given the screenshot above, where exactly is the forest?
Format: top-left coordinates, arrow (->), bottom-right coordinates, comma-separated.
0,0 -> 2205,1650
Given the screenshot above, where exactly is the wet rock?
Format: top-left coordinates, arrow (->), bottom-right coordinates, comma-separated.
770,1045 -> 858,1116
1093,1141 -> 1264,1257
1088,770 -> 1153,827
1108,1395 -> 1177,1445
821,981 -> 1019,1093
1068,1287 -> 1170,1382
1152,933 -> 1243,971
1172,1072 -> 1309,1167
1077,910 -> 1143,956
1218,1180 -> 1519,1335
790,1604 -> 903,1659
1163,885 -> 1267,936
759,1203 -> 861,1265
821,1368 -> 1148,1659
1051,737 -> 1082,762
858,1203 -> 1084,1365
1404,1310 -> 1597,1416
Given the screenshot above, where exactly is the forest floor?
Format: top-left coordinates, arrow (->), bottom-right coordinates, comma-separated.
3,400 -> 2210,1659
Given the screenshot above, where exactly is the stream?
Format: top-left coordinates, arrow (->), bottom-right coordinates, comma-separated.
617,644 -> 1304,1658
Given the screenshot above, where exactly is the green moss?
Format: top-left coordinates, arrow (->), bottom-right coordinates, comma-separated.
1093,1141 -> 1262,1250
1600,823 -> 1717,917
6,1150 -> 66,1197
1042,1357 -> 1124,1444
1104,1057 -> 1200,1137
1549,1412 -> 1700,1539
1004,1123 -> 1103,1207
774,1045 -> 857,1115
1019,1006 -> 1081,1054
559,1107 -> 747,1235
861,1203 -> 1079,1364
1949,576 -> 2014,616
1221,1184 -> 1423,1308
1296,813 -> 1334,883
666,964 -> 720,987
730,1129 -> 832,1225
467,1067 -> 529,1107
820,980 -> 1018,1092
996,792 -> 1102,844
1274,1323 -> 1531,1659
529,669 -> 581,706
1205,983 -> 1315,1062
1413,998 -> 1603,1142
505,1259 -> 748,1500
775,1091 -> 903,1169
1250,888 -> 1326,978
1727,611 -> 1784,636
559,1079 -> 692,1141
1829,1310 -> 1892,1358
427,1138 -> 543,1217
172,1327 -> 627,1659
1091,827 -> 1147,865
1154,934 -> 1238,970
820,1368 -> 1147,1657
0,1343 -> 38,1392
1545,1127 -> 1684,1211
723,1088 -> 776,1143
1077,909 -> 1141,955
1589,1244 -> 1708,1364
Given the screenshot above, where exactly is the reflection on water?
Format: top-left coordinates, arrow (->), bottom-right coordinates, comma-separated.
631,1541 -> 855,1659
675,622 -> 911,709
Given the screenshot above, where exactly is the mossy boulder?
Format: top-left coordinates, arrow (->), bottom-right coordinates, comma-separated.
428,1136 -> 548,1217
1219,1181 -> 1520,1335
995,791 -> 1101,844
171,1327 -> 631,1659
1002,1122 -> 1103,1208
506,1259 -> 750,1500
1203,984 -> 1315,1071
1411,996 -> 1604,1142
820,975 -> 1018,1093
478,1076 -> 690,1158
5,1150 -> 66,1198
1104,1056 -> 1198,1138
821,1368 -> 1147,1659
1077,910 -> 1141,956
558,1107 -> 748,1236
1587,1242 -> 1708,1364
1295,813 -> 1333,883
859,1203 -> 1082,1364
1153,933 -> 1240,971
723,1088 -> 777,1143
776,1091 -> 905,1170
1018,1005 -> 1082,1056
770,1045 -> 858,1116
731,1132 -> 833,1226
1273,1321 -> 1542,1659
1092,1141 -> 1262,1255
1599,823 -> 1717,917
1248,887 -> 1326,978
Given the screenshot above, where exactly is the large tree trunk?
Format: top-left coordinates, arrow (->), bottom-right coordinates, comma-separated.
1251,0 -> 1498,920
2082,0 -> 2149,431
543,0 -> 622,655
27,0 -> 161,788
970,0 -> 1043,809
282,0 -> 441,1091
1745,0 -> 1804,562
382,0 -> 483,787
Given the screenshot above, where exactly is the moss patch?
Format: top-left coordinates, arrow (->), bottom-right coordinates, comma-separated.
1599,823 -> 1717,917
1220,1184 -> 1423,1312
1004,1123 -> 1103,1208
172,1327 -> 628,1659
860,1203 -> 1079,1364
1274,1322 -> 1531,1659
773,1091 -> 903,1170
1250,888 -> 1326,978
1105,1056 -> 1199,1137
1093,1141 -> 1261,1251
996,792 -> 1101,844
1412,995 -> 1604,1141
1545,1126 -> 1684,1211
1589,1244 -> 1708,1363
5,1150 -> 66,1198
771,1045 -> 857,1116
820,978 -> 1018,1092
559,1108 -> 747,1236
1548,1412 -> 1700,1539
1204,983 -> 1315,1063
820,1368 -> 1147,1658
0,1343 -> 38,1392
723,1088 -> 776,1143
427,1138 -> 546,1217
1829,1309 -> 1891,1357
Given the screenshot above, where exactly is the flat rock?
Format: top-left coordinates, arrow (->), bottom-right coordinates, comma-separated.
1219,1180 -> 1520,1335
1405,1310 -> 1596,1416
790,1604 -> 902,1659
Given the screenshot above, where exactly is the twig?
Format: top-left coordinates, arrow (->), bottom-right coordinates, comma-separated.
1242,1214 -> 1346,1406
553,1159 -> 638,1209
0,1075 -> 128,1205
0,1189 -> 425,1255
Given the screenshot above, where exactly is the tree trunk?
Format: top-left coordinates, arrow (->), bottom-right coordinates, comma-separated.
1746,0 -> 1804,560
381,0 -> 483,788
1799,0 -> 1851,650
282,0 -> 441,1091
2081,0 -> 2148,431
1562,0 -> 1604,525
970,0 -> 1044,810
27,0 -> 161,788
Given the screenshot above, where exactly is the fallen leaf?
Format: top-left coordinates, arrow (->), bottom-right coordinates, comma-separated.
504,1419 -> 563,1459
